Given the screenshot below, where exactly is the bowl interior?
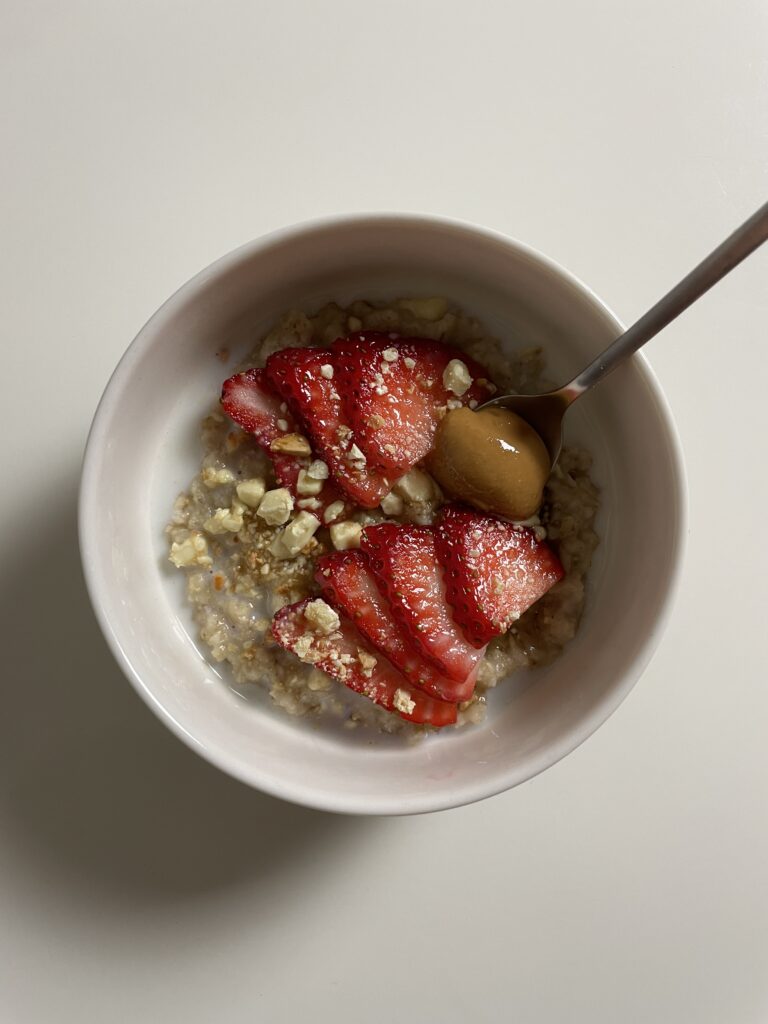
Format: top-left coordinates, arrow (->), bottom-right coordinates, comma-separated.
81,217 -> 685,814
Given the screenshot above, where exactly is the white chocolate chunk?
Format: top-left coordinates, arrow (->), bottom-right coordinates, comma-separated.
296,469 -> 324,496
330,520 -> 362,551
235,477 -> 266,508
281,511 -> 320,555
442,358 -> 472,397
256,488 -> 294,525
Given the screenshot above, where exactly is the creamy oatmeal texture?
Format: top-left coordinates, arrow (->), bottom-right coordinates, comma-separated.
166,298 -> 600,735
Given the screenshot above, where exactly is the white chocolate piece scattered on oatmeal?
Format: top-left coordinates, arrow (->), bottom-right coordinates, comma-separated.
442,358 -> 473,397
236,477 -> 266,508
296,469 -> 324,496
256,488 -> 294,525
306,459 -> 329,480
281,511 -> 321,555
380,491 -> 404,516
330,520 -> 362,550
323,500 -> 346,524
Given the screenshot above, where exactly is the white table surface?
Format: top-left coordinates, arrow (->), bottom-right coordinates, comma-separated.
2,3 -> 767,1022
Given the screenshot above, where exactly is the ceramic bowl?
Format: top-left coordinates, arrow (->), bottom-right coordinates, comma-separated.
79,214 -> 686,815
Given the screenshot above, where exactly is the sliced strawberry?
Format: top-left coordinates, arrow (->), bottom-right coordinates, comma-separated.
360,524 -> 486,683
271,599 -> 457,727
220,367 -> 348,523
221,367 -> 297,446
332,333 -> 495,477
315,550 -> 476,703
265,347 -> 391,508
435,503 -> 564,647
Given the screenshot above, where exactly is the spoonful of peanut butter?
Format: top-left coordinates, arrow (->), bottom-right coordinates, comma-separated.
432,200 -> 768,518
431,406 -> 550,520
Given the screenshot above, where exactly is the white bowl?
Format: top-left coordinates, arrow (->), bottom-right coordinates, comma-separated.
79,214 -> 686,815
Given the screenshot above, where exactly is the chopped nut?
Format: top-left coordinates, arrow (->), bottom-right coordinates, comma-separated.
201,466 -> 235,488
393,688 -> 416,714
320,364 -> 334,379
330,520 -> 362,551
281,511 -> 320,555
382,347 -> 399,362
323,500 -> 346,524
304,598 -> 340,636
256,487 -> 294,525
442,358 -> 473,396
297,497 -> 322,510
403,356 -> 416,370
380,491 -> 404,516
296,469 -> 324,496
169,531 -> 212,568
367,414 -> 386,430
270,433 -> 312,456
276,418 -> 289,432
204,505 -> 245,534
236,477 -> 266,508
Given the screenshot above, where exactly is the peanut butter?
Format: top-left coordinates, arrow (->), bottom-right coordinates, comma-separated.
430,406 -> 550,520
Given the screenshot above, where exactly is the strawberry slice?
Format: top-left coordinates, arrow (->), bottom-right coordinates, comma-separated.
221,367 -> 297,446
315,550 -> 476,703
332,333 -> 495,477
360,524 -> 486,683
435,503 -> 564,647
220,367 -> 348,524
271,599 -> 457,726
265,347 -> 391,508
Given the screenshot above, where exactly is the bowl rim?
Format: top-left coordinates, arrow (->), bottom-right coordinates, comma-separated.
78,211 -> 688,815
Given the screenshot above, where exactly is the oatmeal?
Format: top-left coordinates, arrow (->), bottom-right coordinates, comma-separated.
166,298 -> 599,735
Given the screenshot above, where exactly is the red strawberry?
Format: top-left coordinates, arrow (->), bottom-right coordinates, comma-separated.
435,503 -> 564,647
220,367 -> 348,523
265,347 -> 391,508
271,599 -> 457,727
315,550 -> 477,703
360,524 -> 486,683
332,333 -> 496,477
221,367 -> 297,446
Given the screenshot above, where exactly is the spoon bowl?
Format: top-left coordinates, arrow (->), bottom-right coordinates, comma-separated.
481,388 -> 573,468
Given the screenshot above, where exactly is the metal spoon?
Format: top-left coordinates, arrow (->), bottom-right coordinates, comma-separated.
482,200 -> 768,467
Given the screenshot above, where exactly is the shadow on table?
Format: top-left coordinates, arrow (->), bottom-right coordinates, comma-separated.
0,464 -> 371,907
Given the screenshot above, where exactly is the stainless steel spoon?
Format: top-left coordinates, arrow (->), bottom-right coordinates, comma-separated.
482,200 -> 768,467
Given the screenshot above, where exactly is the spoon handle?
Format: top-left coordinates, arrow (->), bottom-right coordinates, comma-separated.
564,200 -> 768,400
